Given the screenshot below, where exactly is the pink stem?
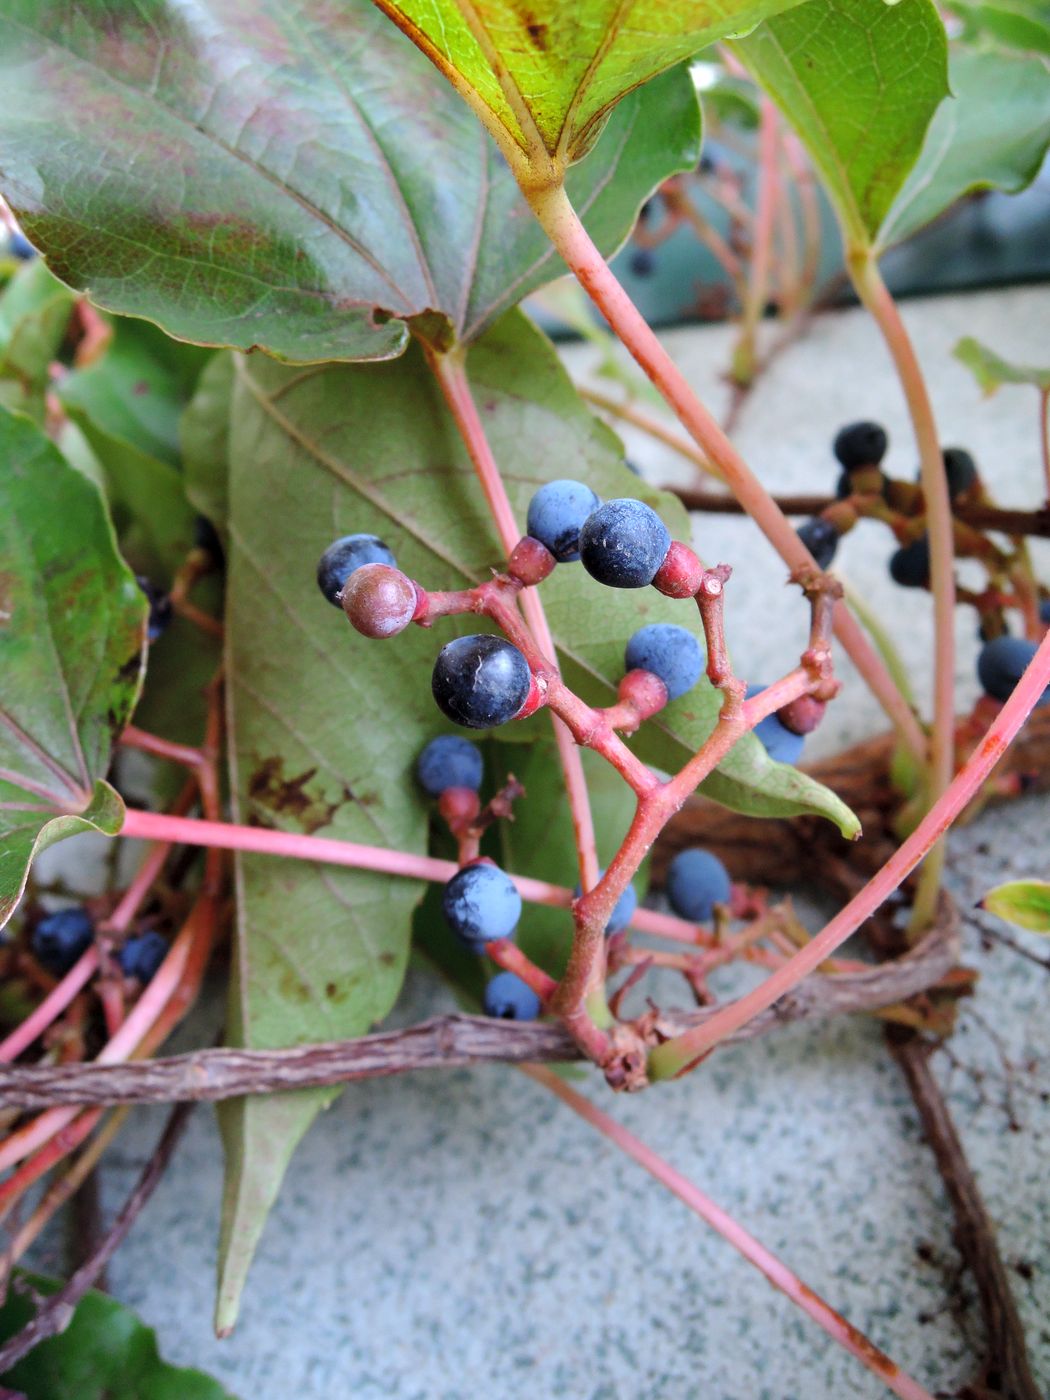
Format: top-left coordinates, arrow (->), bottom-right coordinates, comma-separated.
524,1064 -> 935,1400
525,183 -> 927,764
485,939 -> 559,1001
424,344 -> 600,890
0,949 -> 99,1063
848,253 -> 954,932
735,99 -> 778,380
649,631 -> 1050,1079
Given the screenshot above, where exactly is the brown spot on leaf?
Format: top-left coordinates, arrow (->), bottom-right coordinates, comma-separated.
247,756 -> 342,833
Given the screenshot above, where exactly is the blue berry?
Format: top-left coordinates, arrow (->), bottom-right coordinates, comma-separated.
118,930 -> 169,983
316,534 -> 395,606
193,514 -> 224,563
482,971 -> 541,1021
416,735 -> 484,797
431,635 -> 531,729
1040,599 -> 1050,625
977,637 -> 1050,706
942,447 -> 977,498
889,536 -> 930,588
630,248 -> 656,278
796,517 -> 838,569
835,472 -> 852,501
9,230 -> 36,260
833,421 -> 887,471
624,624 -> 703,701
579,499 -> 671,589
136,576 -> 172,642
31,907 -> 94,976
526,480 -> 601,563
443,862 -> 522,948
575,871 -> 638,934
666,849 -> 732,923
746,683 -> 805,764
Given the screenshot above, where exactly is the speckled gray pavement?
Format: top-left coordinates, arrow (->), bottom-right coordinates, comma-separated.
27,286 -> 1050,1399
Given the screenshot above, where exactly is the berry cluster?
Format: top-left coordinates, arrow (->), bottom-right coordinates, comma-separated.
29,909 -> 168,984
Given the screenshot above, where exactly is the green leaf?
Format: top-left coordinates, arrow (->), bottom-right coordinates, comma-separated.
953,335 -> 1050,394
0,408 -> 146,928
0,0 -> 698,362
182,353 -> 236,537
0,258 -> 76,419
735,0 -> 949,246
216,304 -> 857,1324
948,0 -> 1050,55
981,878 -> 1050,932
878,45 -> 1050,247
373,0 -> 804,166
0,1272 -> 238,1400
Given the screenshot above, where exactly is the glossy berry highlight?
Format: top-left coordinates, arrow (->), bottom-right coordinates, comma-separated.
118,930 -> 169,983
431,635 -> 532,730
31,907 -> 94,976
483,971 -> 541,1021
416,736 -> 484,797
833,421 -> 887,471
666,849 -> 732,923
889,536 -> 931,589
977,637 -> 1050,706
526,480 -> 601,563
796,518 -> 838,569
624,624 -> 703,701
316,533 -> 396,606
443,862 -> 522,948
579,499 -> 671,589
746,684 -> 805,764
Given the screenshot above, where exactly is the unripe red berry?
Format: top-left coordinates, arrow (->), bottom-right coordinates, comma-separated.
777,694 -> 826,735
438,787 -> 482,828
652,541 -> 704,598
618,668 -> 668,721
513,671 -> 547,720
507,535 -> 556,585
341,563 -> 417,638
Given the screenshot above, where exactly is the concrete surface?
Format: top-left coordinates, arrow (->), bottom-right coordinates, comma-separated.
26,285 -> 1050,1399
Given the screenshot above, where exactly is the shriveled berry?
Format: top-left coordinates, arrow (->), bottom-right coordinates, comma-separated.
118,930 -> 169,983
316,533 -> 395,606
666,849 -> 731,923
889,536 -> 930,588
432,634 -> 531,729
833,421 -> 888,471
483,971 -> 541,1020
746,683 -> 805,764
942,447 -> 977,499
526,480 -> 601,563
341,563 -> 417,638
576,871 -> 638,934
31,907 -> 94,976
977,637 -> 1050,706
579,499 -> 671,589
796,517 -> 838,569
443,862 -> 521,947
624,624 -> 703,701
136,577 -> 172,642
416,735 -> 484,797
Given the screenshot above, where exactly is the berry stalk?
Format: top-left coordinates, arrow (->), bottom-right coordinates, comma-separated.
524,1064 -> 935,1400
648,629 -> 1050,1079
524,181 -> 927,763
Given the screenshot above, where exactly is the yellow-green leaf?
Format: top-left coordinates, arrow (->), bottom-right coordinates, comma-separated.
981,878 -> 1050,932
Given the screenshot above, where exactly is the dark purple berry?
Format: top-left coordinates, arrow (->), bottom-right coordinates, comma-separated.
118,930 -> 169,983
833,421 -> 888,471
977,637 -> 1050,706
483,971 -> 541,1020
416,736 -> 483,797
579,499 -> 671,589
889,536 -> 930,589
526,480 -> 601,563
666,849 -> 731,923
136,576 -> 172,642
796,517 -> 838,569
1040,599 -> 1050,625
630,248 -> 656,278
942,447 -> 977,499
316,534 -> 395,607
431,635 -> 532,729
624,624 -> 703,701
443,862 -> 521,947
31,907 -> 94,976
